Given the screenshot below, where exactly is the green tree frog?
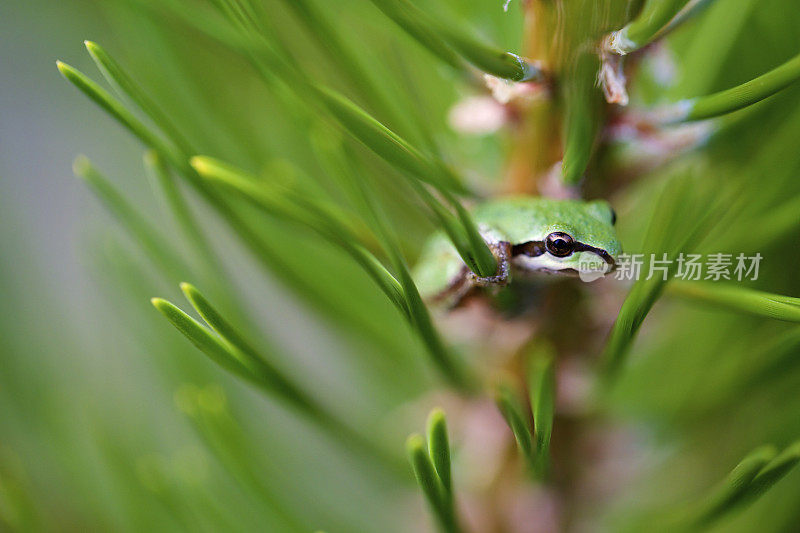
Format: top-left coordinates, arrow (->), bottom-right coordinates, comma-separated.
413,196 -> 622,305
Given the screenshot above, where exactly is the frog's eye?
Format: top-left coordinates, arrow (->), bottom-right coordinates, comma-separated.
545,232 -> 575,257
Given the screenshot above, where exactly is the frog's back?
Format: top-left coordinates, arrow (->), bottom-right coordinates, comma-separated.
472,197 -> 562,243
472,196 -> 615,246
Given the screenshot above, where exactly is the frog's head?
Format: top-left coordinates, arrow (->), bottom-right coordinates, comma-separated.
511,199 -> 622,281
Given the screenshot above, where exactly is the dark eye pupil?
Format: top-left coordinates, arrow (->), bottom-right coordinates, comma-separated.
545,232 -> 574,257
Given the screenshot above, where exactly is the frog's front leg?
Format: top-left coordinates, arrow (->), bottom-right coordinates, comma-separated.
431,240 -> 512,306
467,240 -> 512,287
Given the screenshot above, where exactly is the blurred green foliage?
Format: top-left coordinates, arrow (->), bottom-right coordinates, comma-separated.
2,0 -> 800,531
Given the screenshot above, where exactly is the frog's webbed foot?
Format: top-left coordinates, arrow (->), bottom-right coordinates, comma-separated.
467,241 -> 511,287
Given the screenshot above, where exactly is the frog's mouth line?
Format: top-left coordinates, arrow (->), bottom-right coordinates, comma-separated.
524,267 -> 581,277
512,240 -> 616,270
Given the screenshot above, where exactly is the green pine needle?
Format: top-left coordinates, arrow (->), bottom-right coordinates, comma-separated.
427,18 -> 542,82
527,349 -> 555,478
660,0 -> 718,37
276,0 -> 416,140
368,0 -> 541,81
306,135 -> 475,390
426,408 -> 452,494
561,88 -> 599,186
692,442 -> 800,527
495,384 -> 534,463
154,289 -> 393,469
366,0 -> 464,71
191,155 -> 409,315
57,61 -> 184,169
150,297 -> 258,385
178,283 -> 320,415
76,27 -> 495,286
669,281 -> 800,323
650,48 -> 800,125
85,40 -> 194,155
196,155 -> 475,391
607,0 -> 692,54
192,155 -> 474,390
153,292 -> 303,408
693,444 -> 776,526
314,87 -> 459,192
406,412 -> 460,533
747,442 -> 800,498
601,172 -> 727,380
676,52 -> 800,122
